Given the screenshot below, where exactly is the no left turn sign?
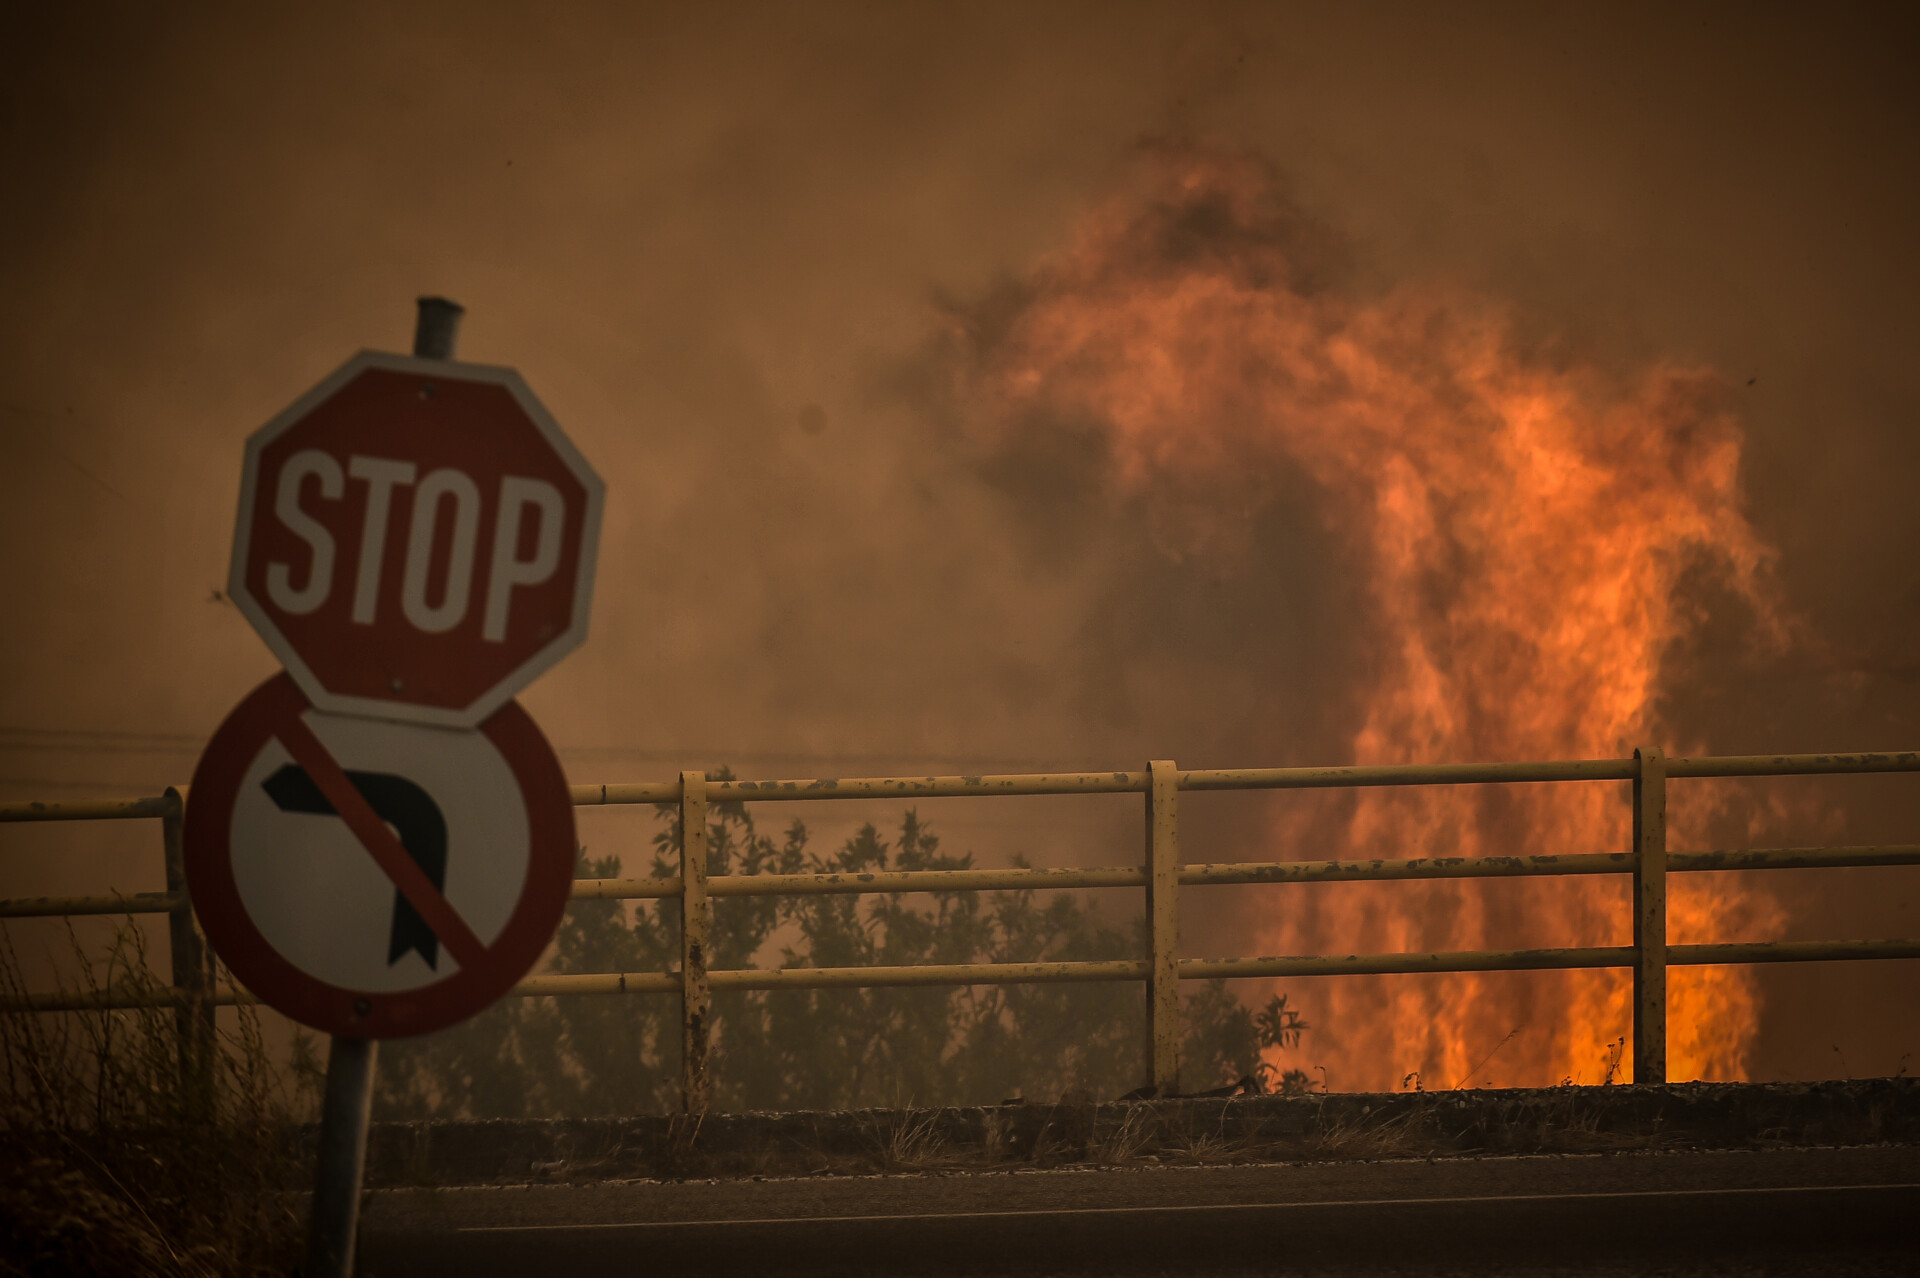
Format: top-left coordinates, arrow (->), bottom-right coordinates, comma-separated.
183,672 -> 576,1038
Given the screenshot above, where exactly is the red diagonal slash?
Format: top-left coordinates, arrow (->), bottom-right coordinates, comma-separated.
273,710 -> 489,971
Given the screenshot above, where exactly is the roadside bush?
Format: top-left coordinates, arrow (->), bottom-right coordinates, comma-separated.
0,926 -> 318,1278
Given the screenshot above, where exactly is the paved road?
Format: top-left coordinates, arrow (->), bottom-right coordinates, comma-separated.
358,1145 -> 1919,1275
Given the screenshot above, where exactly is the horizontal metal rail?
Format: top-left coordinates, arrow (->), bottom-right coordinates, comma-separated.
5,746 -> 1917,1103
561,843 -> 1920,904
14,985 -> 260,1012
0,891 -> 179,917
1671,939 -> 1920,964
18,937 -> 1920,1015
568,864 -> 1149,903
9,846 -> 1919,919
1184,844 -> 1920,887
1665,845 -> 1920,873
0,793 -> 181,823
1184,939 -> 1920,980
1666,752 -> 1920,780
9,749 -> 1917,825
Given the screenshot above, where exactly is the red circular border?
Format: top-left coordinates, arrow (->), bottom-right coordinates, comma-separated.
183,672 -> 575,1039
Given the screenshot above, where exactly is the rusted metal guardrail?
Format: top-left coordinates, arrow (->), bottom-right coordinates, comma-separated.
5,748 -> 1919,1113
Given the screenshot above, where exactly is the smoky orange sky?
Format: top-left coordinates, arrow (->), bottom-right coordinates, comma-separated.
3,3 -> 1916,1090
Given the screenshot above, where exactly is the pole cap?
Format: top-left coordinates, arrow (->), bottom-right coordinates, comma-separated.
412,297 -> 466,360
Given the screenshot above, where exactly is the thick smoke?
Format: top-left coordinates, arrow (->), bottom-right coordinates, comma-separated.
2,4 -> 1915,1084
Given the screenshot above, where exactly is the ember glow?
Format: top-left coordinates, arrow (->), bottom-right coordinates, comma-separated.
971,154 -> 1792,1088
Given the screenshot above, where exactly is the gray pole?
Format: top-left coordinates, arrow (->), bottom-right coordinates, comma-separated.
303,295 -> 464,1277
412,295 -> 465,359
303,1034 -> 378,1277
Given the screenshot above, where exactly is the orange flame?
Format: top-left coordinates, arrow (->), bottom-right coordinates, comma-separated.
972,153 -> 1790,1088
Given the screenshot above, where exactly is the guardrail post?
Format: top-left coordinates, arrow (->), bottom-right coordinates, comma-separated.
679,770 -> 711,1114
160,786 -> 214,1099
1632,746 -> 1667,1084
1145,759 -> 1181,1097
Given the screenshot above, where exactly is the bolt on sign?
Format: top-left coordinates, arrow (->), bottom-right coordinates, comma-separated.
228,351 -> 604,729
186,346 -> 603,1039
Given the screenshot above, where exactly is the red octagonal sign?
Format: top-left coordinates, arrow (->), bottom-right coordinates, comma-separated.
230,352 -> 604,728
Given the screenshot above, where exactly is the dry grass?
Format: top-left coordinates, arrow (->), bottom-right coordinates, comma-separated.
762,1084 -> 1673,1178
1294,1098 -> 1440,1160
1091,1103 -> 1159,1165
863,1107 -> 951,1172
0,925 -> 318,1276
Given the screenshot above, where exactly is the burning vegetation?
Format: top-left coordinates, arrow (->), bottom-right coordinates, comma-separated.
948,149 -> 1796,1090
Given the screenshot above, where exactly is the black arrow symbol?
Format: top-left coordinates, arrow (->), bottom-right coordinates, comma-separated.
261,764 -> 450,970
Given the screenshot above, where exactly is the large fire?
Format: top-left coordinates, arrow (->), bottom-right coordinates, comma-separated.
969,152 -> 1791,1089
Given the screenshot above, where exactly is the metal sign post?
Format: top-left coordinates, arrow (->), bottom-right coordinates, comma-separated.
305,1033 -> 377,1278
306,297 -> 458,1278
183,294 -> 600,1275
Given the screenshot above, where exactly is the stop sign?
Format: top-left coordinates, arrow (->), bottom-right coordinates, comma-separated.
228,351 -> 604,728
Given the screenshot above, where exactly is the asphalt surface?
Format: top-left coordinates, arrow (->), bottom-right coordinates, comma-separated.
357,1145 -> 1920,1276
